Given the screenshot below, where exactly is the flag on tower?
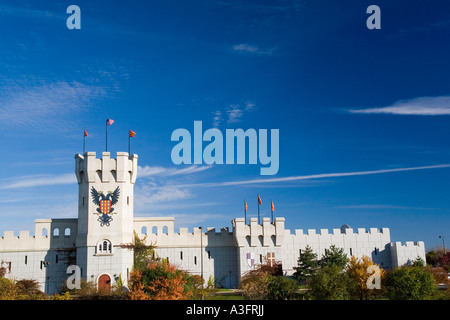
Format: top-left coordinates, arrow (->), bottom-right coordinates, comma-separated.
271,200 -> 275,223
128,129 -> 136,154
105,118 -> 114,151
257,194 -> 262,224
83,129 -> 88,153
244,200 -> 248,224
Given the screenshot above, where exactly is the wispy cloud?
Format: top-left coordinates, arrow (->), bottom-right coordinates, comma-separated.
134,165 -> 214,211
138,165 -> 212,178
177,163 -> 450,188
0,81 -> 105,132
334,204 -> 433,210
0,4 -> 63,20
348,96 -> 450,115
232,43 -> 276,55
0,173 -> 75,190
212,101 -> 256,127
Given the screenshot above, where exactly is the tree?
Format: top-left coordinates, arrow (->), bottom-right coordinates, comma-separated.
0,277 -> 18,300
267,275 -> 299,300
240,265 -> 271,300
439,252 -> 450,272
189,274 -> 217,300
385,266 -> 437,300
424,266 -> 448,285
126,269 -> 149,300
121,231 -> 156,271
293,245 -> 318,284
307,265 -> 355,300
128,260 -> 192,300
410,256 -> 426,267
15,279 -> 44,299
319,245 -> 348,270
346,255 -> 386,300
240,260 -> 295,300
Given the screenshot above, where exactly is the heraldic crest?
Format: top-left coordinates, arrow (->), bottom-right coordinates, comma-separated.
91,186 -> 120,227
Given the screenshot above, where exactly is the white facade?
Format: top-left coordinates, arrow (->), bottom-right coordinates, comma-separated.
0,152 -> 426,294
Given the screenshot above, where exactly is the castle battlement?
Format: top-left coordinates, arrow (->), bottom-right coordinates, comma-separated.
389,241 -> 426,268
233,217 -> 285,247
291,227 -> 390,236
0,219 -> 78,252
75,152 -> 138,184
133,217 -> 234,248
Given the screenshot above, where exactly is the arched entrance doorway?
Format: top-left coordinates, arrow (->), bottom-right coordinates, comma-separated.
98,274 -> 111,292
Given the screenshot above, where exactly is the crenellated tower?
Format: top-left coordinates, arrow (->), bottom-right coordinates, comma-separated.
74,151 -> 138,289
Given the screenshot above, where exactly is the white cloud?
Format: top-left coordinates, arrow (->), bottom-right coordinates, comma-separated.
349,96 -> 450,115
212,101 -> 257,126
227,104 -> 244,123
212,110 -> 222,127
0,81 -> 104,132
0,173 -> 75,190
138,165 -> 212,178
135,184 -> 194,206
176,163 -> 450,188
232,43 -> 275,55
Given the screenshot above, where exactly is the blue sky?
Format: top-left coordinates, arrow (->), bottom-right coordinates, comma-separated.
0,0 -> 449,250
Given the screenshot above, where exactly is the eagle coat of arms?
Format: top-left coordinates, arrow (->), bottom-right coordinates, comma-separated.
91,186 -> 120,226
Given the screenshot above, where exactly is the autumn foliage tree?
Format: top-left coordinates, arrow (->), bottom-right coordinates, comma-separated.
346,255 -> 386,300
127,260 -> 192,300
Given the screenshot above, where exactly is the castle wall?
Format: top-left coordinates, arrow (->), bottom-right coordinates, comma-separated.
390,241 -> 426,268
134,217 -> 238,288
0,218 -> 78,294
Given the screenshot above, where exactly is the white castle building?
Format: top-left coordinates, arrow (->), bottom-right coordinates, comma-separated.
0,152 -> 426,294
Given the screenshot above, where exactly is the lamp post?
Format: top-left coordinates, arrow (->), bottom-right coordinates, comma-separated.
439,235 -> 446,254
199,226 -> 204,290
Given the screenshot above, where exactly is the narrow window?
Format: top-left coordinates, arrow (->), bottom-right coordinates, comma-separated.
207,251 -> 211,259
127,196 -> 129,205
180,251 -> 183,260
194,256 -> 197,265
25,256 -> 27,265
56,255 -> 59,263
374,247 -> 378,255
82,197 -> 85,206
350,248 -> 353,256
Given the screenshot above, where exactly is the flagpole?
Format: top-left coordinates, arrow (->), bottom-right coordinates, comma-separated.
257,194 -> 260,224
128,129 -> 131,155
105,118 -> 108,152
271,199 -> 273,223
83,128 -> 86,154
244,200 -> 247,225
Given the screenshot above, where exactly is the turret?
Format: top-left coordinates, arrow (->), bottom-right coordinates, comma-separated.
74,151 -> 138,289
